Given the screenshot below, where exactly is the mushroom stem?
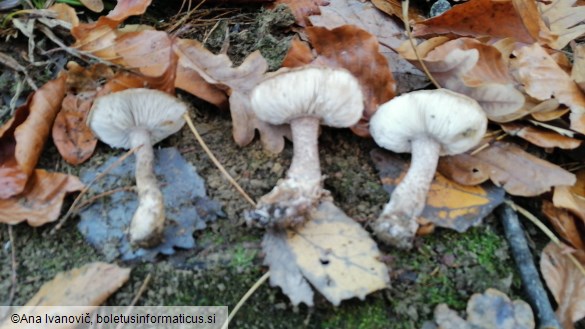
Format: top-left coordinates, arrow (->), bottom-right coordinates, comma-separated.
288,116 -> 321,184
375,136 -> 440,248
128,128 -> 165,247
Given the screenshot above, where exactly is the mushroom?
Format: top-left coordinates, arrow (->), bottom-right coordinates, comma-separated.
369,89 -> 487,249
87,88 -> 187,247
247,66 -> 364,227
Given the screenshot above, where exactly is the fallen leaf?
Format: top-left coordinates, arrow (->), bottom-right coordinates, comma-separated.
370,0 -> 426,23
308,0 -> 427,93
511,43 -> 585,134
270,0 -> 329,26
80,0 -> 104,12
52,94 -> 97,165
572,42 -> 585,92
540,242 -> 585,329
48,3 -> 79,27
371,149 -> 505,232
0,75 -> 67,199
553,169 -> 585,226
438,142 -> 576,196
174,39 -> 289,153
262,201 -> 389,306
433,288 -> 534,329
283,25 -> 395,137
106,0 -> 152,21
539,0 -> 585,50
500,122 -> 582,150
542,201 -> 585,252
0,170 -> 84,226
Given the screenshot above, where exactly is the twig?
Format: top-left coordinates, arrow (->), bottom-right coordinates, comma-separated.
73,186 -> 136,212
183,113 -> 256,206
7,225 -> 17,306
401,0 -> 441,89
50,147 -> 139,234
114,274 -> 152,329
496,202 -> 561,329
221,271 -> 270,329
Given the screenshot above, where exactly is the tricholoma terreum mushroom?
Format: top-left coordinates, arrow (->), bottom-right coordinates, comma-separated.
247,66 -> 364,227
369,89 -> 487,249
87,88 -> 187,247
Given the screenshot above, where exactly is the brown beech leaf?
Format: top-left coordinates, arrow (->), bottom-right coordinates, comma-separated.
308,0 -> 427,93
270,0 -> 329,27
398,37 -> 526,122
0,170 -> 84,226
175,39 -> 289,153
370,0 -> 426,23
0,75 -> 66,199
371,149 -> 505,233
412,0 -> 541,44
262,201 -> 389,306
511,43 -> 585,134
572,42 -> 585,92
80,0 -> 104,12
542,201 -> 585,252
295,25 -> 396,137
48,3 -> 79,26
500,122 -> 582,150
553,169 -> 585,224
433,289 -> 534,329
540,0 -> 585,50
540,243 -> 585,329
438,142 -> 576,196
52,94 -> 97,165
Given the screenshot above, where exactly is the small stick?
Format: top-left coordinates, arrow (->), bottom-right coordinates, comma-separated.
496,201 -> 561,329
221,271 -> 270,329
183,113 -> 256,206
114,274 -> 152,329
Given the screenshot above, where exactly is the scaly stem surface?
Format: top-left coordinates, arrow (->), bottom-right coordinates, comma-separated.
128,128 -> 165,247
288,116 -> 321,184
375,136 -> 440,248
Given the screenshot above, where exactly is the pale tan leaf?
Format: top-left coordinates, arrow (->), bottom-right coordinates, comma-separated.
48,3 -> 79,26
511,43 -> 585,134
80,0 -> 104,12
541,243 -> 585,329
262,201 -> 389,306
553,169 -> 585,224
572,42 -> 585,93
500,122 -> 582,150
540,0 -> 585,49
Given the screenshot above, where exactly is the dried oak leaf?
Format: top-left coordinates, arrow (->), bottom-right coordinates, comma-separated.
541,242 -> 585,329
270,0 -> 329,27
412,0 -> 555,46
308,0 -> 427,93
282,25 -> 395,137
174,39 -> 289,153
500,122 -> 582,150
438,142 -> 576,196
371,149 -> 505,233
0,75 -> 66,199
0,170 -> 84,226
397,37 -> 526,122
433,288 -> 534,329
262,201 -> 389,306
542,201 -> 585,252
511,43 -> 585,134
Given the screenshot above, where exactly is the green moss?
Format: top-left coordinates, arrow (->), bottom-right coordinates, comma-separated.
321,298 -> 389,329
229,245 -> 257,270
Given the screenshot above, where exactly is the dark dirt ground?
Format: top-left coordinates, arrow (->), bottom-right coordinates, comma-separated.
0,2 -> 552,328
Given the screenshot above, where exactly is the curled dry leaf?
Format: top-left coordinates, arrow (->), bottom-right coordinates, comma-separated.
552,170 -> 585,243
270,0 -> 329,27
397,37 -> 526,122
0,75 -> 66,199
511,43 -> 585,134
308,0 -> 427,93
500,122 -> 582,150
48,3 -> 79,27
370,0 -> 426,23
371,149 -> 505,233
283,25 -> 395,137
540,242 -> 585,329
438,142 -> 576,196
175,39 -> 289,153
433,288 -> 534,329
571,42 -> 585,92
539,0 -> 585,50
262,201 -> 389,306
0,170 -> 84,226
542,201 -> 585,253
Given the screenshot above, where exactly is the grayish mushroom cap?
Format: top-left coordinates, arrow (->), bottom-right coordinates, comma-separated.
87,88 -> 187,148
250,67 -> 364,128
370,89 -> 487,156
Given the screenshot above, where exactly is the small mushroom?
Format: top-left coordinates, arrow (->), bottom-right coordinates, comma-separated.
247,66 -> 364,227
369,89 -> 487,249
87,88 -> 187,247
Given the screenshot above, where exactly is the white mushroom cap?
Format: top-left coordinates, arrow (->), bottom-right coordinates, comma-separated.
87,88 -> 187,148
370,89 -> 487,155
250,67 -> 364,128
